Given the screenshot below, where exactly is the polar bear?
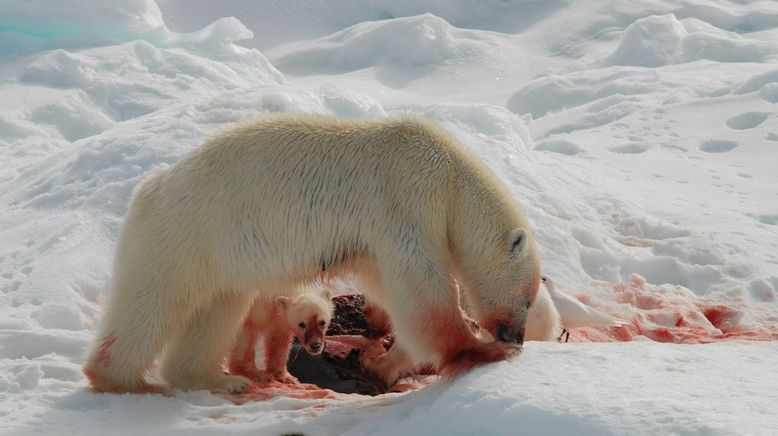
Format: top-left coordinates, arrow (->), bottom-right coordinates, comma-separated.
228,290 -> 333,384
83,114 -> 541,393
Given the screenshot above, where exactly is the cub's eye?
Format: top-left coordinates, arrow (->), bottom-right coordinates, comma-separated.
298,322 -> 305,329
319,320 -> 326,327
526,301 -> 532,309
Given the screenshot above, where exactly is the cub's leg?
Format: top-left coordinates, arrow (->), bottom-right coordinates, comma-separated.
262,298 -> 298,384
228,297 -> 274,382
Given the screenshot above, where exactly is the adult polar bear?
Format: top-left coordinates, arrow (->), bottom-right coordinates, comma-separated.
83,114 -> 542,393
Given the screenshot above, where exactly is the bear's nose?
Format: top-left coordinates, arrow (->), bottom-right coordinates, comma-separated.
497,324 -> 524,345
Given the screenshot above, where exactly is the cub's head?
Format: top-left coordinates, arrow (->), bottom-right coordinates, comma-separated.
276,290 -> 333,355
462,227 -> 541,346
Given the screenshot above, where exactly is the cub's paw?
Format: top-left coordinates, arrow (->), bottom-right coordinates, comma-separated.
273,371 -> 300,385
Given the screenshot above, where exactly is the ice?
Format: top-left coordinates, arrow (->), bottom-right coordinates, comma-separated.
0,0 -> 168,55
2,0 -> 778,434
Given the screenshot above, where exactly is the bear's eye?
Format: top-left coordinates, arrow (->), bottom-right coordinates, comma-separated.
319,320 -> 326,327
298,322 -> 305,329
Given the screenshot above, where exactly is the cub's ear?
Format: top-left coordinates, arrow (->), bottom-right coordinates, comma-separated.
275,296 -> 291,311
321,290 -> 332,301
509,228 -> 528,257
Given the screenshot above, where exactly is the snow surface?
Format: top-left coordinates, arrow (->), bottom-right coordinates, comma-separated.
1,0 -> 777,434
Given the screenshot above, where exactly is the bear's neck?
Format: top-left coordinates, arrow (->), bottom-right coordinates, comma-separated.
447,160 -> 524,288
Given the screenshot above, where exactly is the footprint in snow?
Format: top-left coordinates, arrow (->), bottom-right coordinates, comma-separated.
725,112 -> 769,130
609,143 -> 650,154
699,139 -> 738,153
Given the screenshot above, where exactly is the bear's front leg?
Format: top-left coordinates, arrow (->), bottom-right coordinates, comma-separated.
368,307 -> 519,385
425,305 -> 522,380
160,293 -> 255,393
360,342 -> 414,387
375,267 -> 521,385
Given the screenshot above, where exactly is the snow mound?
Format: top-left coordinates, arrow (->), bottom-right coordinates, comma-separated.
506,69 -> 658,118
370,0 -> 567,34
607,14 -> 778,67
20,41 -> 283,121
274,14 -> 480,75
156,0 -> 569,51
1,39 -> 283,174
608,15 -> 687,67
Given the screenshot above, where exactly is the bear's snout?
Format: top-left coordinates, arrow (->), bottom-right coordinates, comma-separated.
497,324 -> 525,345
307,340 -> 324,355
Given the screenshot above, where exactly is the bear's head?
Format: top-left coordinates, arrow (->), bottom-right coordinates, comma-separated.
459,227 -> 541,346
276,290 -> 333,355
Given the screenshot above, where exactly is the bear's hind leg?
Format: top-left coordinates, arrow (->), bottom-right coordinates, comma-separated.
160,291 -> 256,393
83,287 -> 198,394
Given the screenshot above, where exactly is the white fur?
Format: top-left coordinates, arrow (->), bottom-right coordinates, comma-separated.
83,114 -> 541,392
281,291 -> 333,333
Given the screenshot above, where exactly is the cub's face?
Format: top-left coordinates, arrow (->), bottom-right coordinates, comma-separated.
277,291 -> 333,355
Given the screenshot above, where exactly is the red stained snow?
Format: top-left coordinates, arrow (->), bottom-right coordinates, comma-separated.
227,371 -> 435,405
566,275 -> 778,344
227,381 -> 352,405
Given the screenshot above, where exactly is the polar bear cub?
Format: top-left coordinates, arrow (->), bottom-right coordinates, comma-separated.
229,290 -> 333,384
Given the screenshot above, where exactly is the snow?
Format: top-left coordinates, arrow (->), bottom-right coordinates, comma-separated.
1,0 -> 777,434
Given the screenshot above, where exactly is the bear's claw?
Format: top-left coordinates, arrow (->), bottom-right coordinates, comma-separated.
215,374 -> 253,394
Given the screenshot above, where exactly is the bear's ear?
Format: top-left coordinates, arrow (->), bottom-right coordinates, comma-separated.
509,228 -> 528,258
275,296 -> 291,311
321,290 -> 332,301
